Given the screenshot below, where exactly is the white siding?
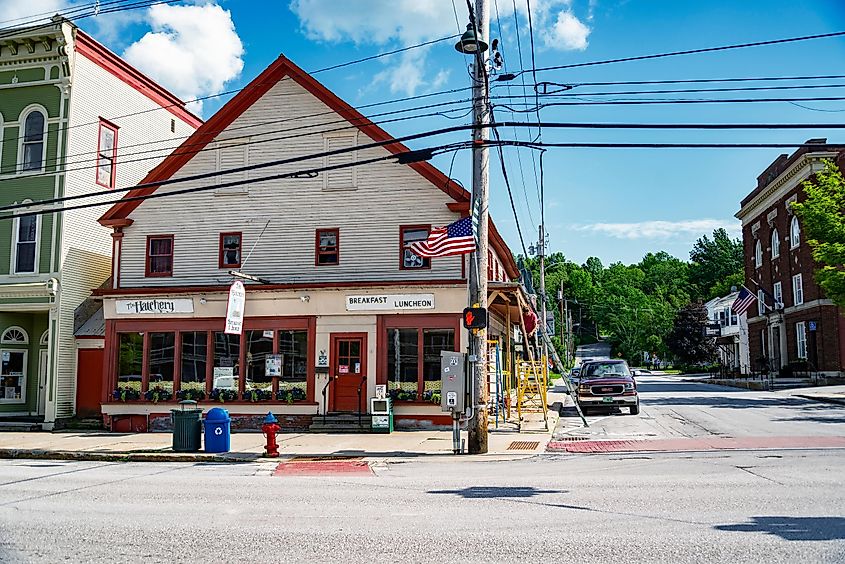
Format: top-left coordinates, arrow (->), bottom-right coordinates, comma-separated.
52,51 -> 197,416
119,78 -> 464,287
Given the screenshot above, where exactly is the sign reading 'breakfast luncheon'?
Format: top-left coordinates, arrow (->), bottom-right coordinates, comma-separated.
116,298 -> 194,315
345,294 -> 435,311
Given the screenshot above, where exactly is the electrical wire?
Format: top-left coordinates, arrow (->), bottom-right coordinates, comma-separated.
512,29 -> 845,76
526,74 -> 845,89
490,115 -> 530,257
493,95 -> 845,111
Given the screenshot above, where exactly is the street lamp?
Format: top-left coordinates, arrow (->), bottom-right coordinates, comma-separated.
454,24 -> 488,54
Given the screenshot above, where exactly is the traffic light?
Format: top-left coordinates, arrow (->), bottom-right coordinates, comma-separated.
463,307 -> 488,329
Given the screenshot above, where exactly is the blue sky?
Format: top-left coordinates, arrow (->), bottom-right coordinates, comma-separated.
6,0 -> 845,265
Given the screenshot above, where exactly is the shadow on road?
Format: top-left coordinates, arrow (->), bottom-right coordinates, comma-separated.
427,486 -> 563,499
715,516 -> 845,541
772,416 -> 845,424
641,396 -> 826,409
636,382 -> 748,393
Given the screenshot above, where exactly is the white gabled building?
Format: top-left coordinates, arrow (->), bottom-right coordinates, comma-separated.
705,292 -> 750,375
94,54 -> 523,431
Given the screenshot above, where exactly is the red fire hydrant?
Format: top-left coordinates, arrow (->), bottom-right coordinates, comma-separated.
262,412 -> 281,457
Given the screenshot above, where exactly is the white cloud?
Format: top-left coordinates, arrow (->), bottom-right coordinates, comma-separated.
122,3 -> 244,115
0,0 -> 67,25
288,0 -> 592,95
573,219 -> 741,240
545,11 -> 590,50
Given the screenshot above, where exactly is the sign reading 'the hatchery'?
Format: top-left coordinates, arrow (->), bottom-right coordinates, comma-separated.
346,294 -> 435,311
116,298 -> 194,314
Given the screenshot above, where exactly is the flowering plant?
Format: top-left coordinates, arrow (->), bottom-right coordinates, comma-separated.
243,389 -> 273,402
210,388 -> 239,403
176,389 -> 206,401
112,387 -> 141,402
388,388 -> 417,402
276,387 -> 307,404
423,390 -> 441,405
144,386 -> 173,403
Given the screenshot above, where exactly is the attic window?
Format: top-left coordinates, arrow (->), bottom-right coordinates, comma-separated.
323,134 -> 357,191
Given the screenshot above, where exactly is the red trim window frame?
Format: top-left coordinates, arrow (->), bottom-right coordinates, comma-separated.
315,228 -> 339,266
145,235 -> 174,277
219,232 -> 242,269
96,118 -> 119,188
399,224 -> 431,270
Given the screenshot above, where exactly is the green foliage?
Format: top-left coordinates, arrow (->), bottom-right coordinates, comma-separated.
666,303 -> 717,364
791,160 -> 845,308
689,228 -> 744,301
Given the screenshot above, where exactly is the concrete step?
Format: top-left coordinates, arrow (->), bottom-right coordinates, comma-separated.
0,421 -> 42,431
309,413 -> 372,433
309,424 -> 371,433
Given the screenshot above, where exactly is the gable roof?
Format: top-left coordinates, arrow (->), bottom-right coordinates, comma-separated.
97,54 -> 518,279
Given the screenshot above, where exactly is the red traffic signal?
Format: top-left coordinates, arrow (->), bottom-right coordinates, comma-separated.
463,307 -> 488,329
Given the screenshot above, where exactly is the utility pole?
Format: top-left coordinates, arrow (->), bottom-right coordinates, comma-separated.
538,224 -> 548,368
460,0 -> 490,455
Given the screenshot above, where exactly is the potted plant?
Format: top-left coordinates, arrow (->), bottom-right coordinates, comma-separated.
423,390 -> 441,405
144,386 -> 173,404
176,388 -> 206,401
210,388 -> 238,403
243,388 -> 273,402
112,387 -> 141,402
388,388 -> 417,402
276,387 -> 307,404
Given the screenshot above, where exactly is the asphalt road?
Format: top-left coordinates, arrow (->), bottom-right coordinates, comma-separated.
0,377 -> 843,563
555,374 -> 845,441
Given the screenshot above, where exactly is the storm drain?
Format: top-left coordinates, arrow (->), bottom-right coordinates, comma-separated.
507,441 -> 540,451
555,436 -> 590,442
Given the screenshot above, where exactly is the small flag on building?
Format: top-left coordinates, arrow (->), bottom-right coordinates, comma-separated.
409,217 -> 475,258
730,287 -> 757,316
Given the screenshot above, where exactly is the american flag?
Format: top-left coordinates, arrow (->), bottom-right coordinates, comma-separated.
731,287 -> 757,316
409,217 -> 476,258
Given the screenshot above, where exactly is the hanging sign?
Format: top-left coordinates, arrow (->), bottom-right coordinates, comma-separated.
225,281 -> 246,335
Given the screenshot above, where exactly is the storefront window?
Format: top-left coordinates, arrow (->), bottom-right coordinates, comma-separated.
117,333 -> 143,391
180,332 -> 207,392
387,328 -> 419,400
246,330 -> 273,397
278,330 -> 307,395
423,329 -> 454,398
148,332 -> 175,392
0,350 -> 26,401
213,332 -> 240,390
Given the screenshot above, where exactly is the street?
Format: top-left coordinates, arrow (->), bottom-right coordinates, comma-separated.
0,377 -> 843,563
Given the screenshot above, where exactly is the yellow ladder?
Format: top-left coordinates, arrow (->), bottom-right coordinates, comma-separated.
516,357 -> 548,430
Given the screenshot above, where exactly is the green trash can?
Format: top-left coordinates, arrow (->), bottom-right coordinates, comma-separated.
171,400 -> 202,452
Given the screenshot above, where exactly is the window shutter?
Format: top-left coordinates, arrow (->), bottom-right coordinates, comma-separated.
324,135 -> 356,190
216,139 -> 248,194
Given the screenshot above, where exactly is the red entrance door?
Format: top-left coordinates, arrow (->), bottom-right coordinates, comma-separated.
330,334 -> 367,412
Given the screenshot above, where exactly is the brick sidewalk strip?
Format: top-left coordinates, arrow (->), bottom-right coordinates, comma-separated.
273,460 -> 373,476
546,436 -> 845,453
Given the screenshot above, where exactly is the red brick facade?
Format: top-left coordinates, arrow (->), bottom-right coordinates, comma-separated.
738,141 -> 845,375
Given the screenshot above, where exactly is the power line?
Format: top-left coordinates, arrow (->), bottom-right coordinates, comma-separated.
536,82 -> 845,97
493,95 -> 845,110
490,114 -> 530,257
9,120 -> 845,217
1,142 -> 470,222
511,30 -> 845,76
526,74 -> 845,89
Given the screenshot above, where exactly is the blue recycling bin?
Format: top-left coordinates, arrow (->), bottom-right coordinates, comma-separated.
203,407 -> 231,453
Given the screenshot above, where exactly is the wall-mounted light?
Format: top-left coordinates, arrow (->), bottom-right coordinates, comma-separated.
199,297 -> 207,305
301,295 -> 310,303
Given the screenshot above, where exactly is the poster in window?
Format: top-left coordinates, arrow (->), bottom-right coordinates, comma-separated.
266,354 -> 282,377
338,365 -> 349,374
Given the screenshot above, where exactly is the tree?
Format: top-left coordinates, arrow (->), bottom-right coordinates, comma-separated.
665,303 -> 716,365
791,160 -> 845,308
689,228 -> 744,301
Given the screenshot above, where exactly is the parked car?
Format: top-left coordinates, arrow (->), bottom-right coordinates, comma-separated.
575,360 -> 639,415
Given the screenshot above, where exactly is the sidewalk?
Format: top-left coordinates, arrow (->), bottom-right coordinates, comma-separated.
776,385 -> 845,406
0,385 -> 565,463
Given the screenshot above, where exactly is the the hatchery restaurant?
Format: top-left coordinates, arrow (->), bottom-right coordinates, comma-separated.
95,276 -> 527,432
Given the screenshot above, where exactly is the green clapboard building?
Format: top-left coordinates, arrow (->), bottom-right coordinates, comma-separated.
0,17 -> 200,428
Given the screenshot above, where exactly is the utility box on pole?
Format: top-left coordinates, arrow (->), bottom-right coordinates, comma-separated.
441,351 -> 467,414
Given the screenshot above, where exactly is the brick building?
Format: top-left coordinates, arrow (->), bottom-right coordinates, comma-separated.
736,139 -> 845,376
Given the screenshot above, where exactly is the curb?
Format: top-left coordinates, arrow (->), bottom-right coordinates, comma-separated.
794,394 -> 845,406
0,448 -> 259,463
